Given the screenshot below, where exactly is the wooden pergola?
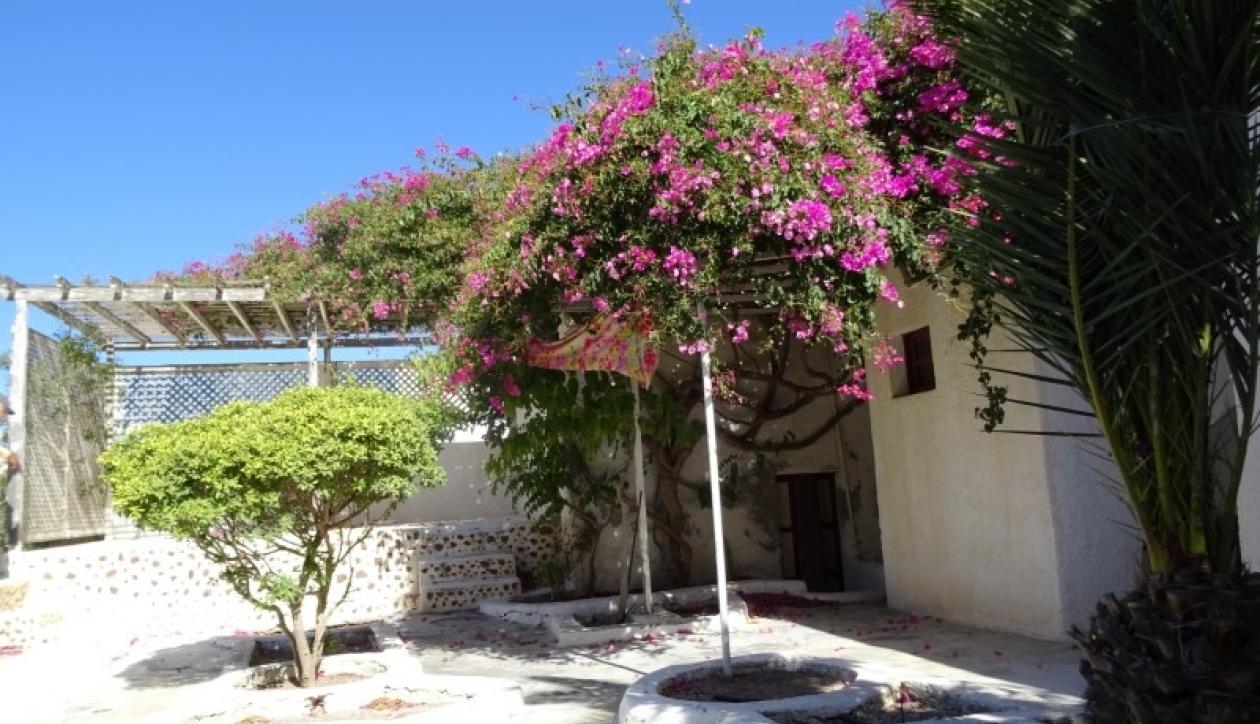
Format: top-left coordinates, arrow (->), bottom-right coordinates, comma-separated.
0,276 -> 428,352
1,276 -> 431,550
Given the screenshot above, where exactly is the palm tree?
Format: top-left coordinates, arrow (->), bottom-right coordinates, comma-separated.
924,0 -> 1260,721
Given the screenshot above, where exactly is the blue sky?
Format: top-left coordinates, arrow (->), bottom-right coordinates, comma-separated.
0,0 -> 866,380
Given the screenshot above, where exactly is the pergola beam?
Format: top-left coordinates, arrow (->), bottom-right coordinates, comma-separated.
132,303 -> 188,347
108,277 -> 188,348
226,300 -> 264,347
83,302 -> 151,346
318,300 -> 333,336
32,302 -> 102,338
3,278 -> 429,351
178,301 -> 226,345
104,334 -> 431,351
272,300 -> 299,343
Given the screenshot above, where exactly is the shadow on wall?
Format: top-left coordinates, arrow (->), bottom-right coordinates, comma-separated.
387,439 -> 518,524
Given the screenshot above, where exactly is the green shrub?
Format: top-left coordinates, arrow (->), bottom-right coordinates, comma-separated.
101,385 -> 444,686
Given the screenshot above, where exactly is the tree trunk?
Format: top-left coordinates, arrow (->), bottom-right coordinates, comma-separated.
653,463 -> 692,586
288,603 -> 318,687
615,485 -> 634,621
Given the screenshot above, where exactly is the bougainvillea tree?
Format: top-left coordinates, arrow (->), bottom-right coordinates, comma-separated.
169,146 -> 508,333
443,3 -> 991,583
173,2 -> 990,588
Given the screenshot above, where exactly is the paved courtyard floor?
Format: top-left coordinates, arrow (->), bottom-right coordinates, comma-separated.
0,601 -> 1085,723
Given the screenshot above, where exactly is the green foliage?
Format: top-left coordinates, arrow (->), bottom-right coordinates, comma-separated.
934,0 -> 1258,575
170,152 -> 517,335
100,385 -> 445,686
483,368 -> 633,518
103,386 -> 442,544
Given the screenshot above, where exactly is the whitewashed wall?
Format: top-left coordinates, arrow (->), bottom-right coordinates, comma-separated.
386,430 -> 518,524
867,277 -> 1138,640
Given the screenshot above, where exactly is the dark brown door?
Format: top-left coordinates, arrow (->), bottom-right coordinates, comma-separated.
779,473 -> 843,592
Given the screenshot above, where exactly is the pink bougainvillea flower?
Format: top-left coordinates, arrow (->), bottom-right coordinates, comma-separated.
678,339 -> 712,355
502,374 -> 522,397
662,246 -> 698,286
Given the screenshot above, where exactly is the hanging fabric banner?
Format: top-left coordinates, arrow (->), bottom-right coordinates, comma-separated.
525,311 -> 657,613
525,313 -> 657,387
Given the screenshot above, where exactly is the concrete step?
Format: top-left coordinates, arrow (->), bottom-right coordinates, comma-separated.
416,575 -> 521,613
417,551 -> 517,585
399,517 -> 531,559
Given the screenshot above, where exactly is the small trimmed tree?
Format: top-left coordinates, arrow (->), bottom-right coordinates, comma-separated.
100,386 -> 445,687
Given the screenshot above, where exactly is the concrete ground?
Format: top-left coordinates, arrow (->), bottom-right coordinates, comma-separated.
0,601 -> 1085,723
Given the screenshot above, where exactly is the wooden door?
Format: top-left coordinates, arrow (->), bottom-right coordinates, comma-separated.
779,473 -> 843,592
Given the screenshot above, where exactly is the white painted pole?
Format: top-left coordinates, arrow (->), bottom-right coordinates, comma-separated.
306,304 -> 319,388
698,305 -> 732,675
632,381 -> 652,613
7,300 -> 29,550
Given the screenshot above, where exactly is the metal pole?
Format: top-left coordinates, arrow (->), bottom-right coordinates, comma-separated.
698,304 -> 732,674
632,382 -> 652,613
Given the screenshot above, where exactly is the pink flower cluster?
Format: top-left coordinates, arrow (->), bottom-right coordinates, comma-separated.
872,338 -> 904,371
837,368 -> 874,401
678,339 -> 712,355
907,38 -> 954,69
603,245 -> 658,280
819,304 -> 845,336
917,81 -> 968,114
662,246 -> 698,286
764,199 -> 833,242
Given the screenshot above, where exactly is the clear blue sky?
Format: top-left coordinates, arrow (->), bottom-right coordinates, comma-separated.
0,0 -> 865,380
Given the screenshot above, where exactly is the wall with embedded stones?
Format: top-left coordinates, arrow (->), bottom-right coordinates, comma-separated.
0,517 -> 552,650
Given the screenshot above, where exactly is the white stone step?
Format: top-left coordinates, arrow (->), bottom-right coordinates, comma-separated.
416,550 -> 517,585
398,518 -> 530,559
416,575 -> 521,613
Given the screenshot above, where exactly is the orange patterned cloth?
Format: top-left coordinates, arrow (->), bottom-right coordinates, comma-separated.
525,314 -> 657,387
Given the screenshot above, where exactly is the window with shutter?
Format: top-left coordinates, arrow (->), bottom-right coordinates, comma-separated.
893,326 -> 935,397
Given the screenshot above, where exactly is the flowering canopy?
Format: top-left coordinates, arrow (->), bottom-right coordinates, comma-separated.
448,4 -> 989,405
171,5 -> 994,570
170,148 -> 508,334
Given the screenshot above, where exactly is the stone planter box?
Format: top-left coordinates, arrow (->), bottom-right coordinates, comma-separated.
480,579 -> 808,629
173,622 -> 525,722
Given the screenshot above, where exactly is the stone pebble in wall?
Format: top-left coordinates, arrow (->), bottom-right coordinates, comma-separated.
3,517 -> 555,650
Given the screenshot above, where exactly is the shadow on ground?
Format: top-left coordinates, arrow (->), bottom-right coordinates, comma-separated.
523,674 -> 626,712
116,634 -> 253,689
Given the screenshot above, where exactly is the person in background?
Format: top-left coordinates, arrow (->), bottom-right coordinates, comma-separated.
0,395 -> 16,476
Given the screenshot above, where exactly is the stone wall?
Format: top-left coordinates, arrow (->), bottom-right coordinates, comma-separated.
0,516 -> 549,649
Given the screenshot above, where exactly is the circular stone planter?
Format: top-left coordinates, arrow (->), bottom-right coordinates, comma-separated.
620,654 -> 881,724
619,653 -> 1072,724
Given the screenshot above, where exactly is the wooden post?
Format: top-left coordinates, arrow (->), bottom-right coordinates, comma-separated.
323,336 -> 334,386
306,303 -> 319,388
7,300 -> 30,549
